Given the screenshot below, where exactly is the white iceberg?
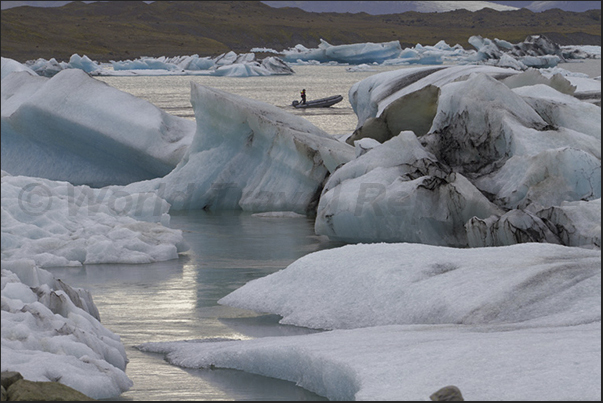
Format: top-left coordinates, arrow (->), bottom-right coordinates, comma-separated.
348,64 -> 520,129
467,34 -> 597,70
67,53 -> 101,73
139,242 -> 601,401
1,56 -> 38,80
112,57 -> 179,71
536,198 -> 602,248
106,52 -> 293,77
2,259 -> 133,399
119,83 -> 355,213
1,68 -> 196,187
1,171 -> 187,268
2,39 -> 601,402
21,51 -> 294,77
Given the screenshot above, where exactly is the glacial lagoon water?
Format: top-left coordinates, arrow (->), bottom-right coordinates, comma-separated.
95,64 -> 407,135
47,60 -> 600,401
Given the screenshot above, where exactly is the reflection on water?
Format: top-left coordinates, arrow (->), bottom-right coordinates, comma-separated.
48,210 -> 342,401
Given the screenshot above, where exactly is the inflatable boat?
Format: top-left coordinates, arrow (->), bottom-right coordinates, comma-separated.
292,94 -> 343,108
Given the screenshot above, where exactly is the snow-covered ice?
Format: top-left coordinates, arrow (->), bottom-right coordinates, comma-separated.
139,242 -> 601,401
2,259 -> 133,399
1,171 -> 187,268
1,56 -> 38,80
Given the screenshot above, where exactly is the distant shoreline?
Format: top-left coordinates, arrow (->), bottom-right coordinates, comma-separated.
2,2 -> 600,63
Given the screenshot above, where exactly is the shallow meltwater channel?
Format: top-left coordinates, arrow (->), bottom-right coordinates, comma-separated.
47,211 -> 343,400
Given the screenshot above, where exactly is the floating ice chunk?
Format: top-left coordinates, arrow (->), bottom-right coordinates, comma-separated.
112,57 -> 180,71
1,57 -> 38,80
1,260 -> 132,399
536,198 -> 601,249
211,62 -> 272,76
466,209 -> 562,247
1,172 -> 187,267
518,55 -> 562,68
349,64 -> 519,129
282,39 -> 401,64
422,73 -> 548,174
67,54 -> 101,73
473,147 -> 600,210
177,54 -> 215,70
24,57 -> 67,77
218,242 -> 601,329
315,132 -> 502,246
512,83 -> 600,140
260,56 -> 295,75
1,69 -> 195,186
346,84 -> 440,145
120,83 -> 354,213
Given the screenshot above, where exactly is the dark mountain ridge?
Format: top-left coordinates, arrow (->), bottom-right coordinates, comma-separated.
1,1 -> 600,63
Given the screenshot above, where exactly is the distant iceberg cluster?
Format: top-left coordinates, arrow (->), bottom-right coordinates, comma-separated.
16,35 -> 601,79
24,51 -> 295,78
466,34 -> 598,69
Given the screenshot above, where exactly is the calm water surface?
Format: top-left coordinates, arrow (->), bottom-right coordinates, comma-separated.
96,64 -> 404,135
48,59 -> 600,400
48,211 -> 344,401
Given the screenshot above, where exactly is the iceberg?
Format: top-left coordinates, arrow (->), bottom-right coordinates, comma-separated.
282,39 -> 402,64
319,66 -> 600,247
536,198 -> 601,248
107,52 -> 295,77
139,242 -> 601,401
112,56 -> 182,71
1,171 -> 187,267
1,68 -> 196,187
1,39 -> 601,402
315,132 -> 504,246
2,259 -> 133,399
119,83 -> 355,213
24,57 -> 68,77
15,38 -> 599,79
467,34 -> 596,70
67,53 -> 101,74
348,64 -> 520,135
1,56 -> 38,80
21,51 -> 294,77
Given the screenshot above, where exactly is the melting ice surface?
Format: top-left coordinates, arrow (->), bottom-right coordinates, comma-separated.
1,41 -> 601,400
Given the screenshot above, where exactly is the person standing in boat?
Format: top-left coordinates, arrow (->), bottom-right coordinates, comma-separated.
300,89 -> 307,105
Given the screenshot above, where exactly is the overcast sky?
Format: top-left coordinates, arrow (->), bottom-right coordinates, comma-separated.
1,1 -> 601,12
